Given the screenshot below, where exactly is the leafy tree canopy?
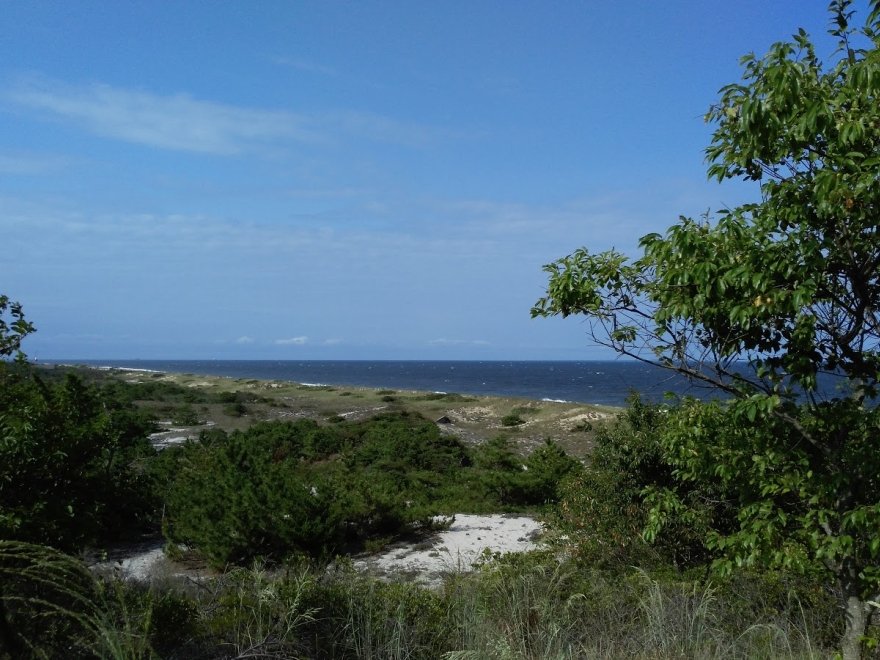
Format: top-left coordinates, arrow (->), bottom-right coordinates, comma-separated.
0,300 -> 157,552
0,295 -> 34,359
533,2 -> 880,657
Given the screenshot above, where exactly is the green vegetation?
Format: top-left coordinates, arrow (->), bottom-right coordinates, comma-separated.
4,4 -> 880,658
0,364 -> 157,552
0,295 -> 33,359
553,395 -> 731,571
501,406 -> 541,427
0,300 -> 857,657
412,392 -> 476,402
0,541 -> 840,659
500,413 -> 525,427
158,413 -> 579,566
534,4 -> 880,656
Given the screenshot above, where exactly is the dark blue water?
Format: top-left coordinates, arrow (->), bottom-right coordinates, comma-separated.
59,360 -> 736,406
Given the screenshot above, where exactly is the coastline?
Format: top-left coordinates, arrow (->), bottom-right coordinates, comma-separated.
48,358 -> 681,406
77,365 -> 594,585
67,364 -> 618,458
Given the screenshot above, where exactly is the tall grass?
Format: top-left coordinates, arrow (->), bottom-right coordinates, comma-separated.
199,561 -> 318,658
436,554 -> 828,659
443,556 -> 586,659
0,540 -> 152,658
636,568 -> 721,656
1,543 -> 833,658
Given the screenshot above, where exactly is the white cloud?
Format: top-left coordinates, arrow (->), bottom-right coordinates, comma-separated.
7,78 -> 317,155
235,336 -> 254,344
275,336 -> 308,345
6,77 -> 454,154
322,338 -> 342,345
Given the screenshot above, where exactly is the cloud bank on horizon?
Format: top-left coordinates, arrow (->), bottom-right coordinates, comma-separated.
0,1 -> 859,360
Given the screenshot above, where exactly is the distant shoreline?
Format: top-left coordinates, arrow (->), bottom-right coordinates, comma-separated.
43,359 -> 697,406
59,363 -> 617,459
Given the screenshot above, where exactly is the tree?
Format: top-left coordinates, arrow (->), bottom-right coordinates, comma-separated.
0,299 -> 157,552
554,395 -> 736,571
0,295 -> 34,359
533,3 -> 880,657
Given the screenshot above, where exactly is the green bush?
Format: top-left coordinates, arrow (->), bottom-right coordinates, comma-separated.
413,392 -> 476,402
222,401 -> 248,417
0,367 -> 158,551
500,413 -> 525,426
163,414 -> 465,565
161,413 -> 580,566
170,403 -> 201,425
554,394 -> 735,570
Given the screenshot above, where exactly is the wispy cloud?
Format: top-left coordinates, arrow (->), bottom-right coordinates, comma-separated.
0,150 -> 70,174
275,336 -> 308,345
235,336 -> 255,344
5,77 -> 455,154
6,77 -> 318,155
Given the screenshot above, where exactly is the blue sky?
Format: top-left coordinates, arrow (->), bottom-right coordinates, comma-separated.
0,1 -> 861,360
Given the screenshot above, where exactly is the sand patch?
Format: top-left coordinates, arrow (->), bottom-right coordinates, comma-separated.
560,410 -> 613,431
354,513 -> 542,587
91,514 -> 542,589
448,406 -> 494,423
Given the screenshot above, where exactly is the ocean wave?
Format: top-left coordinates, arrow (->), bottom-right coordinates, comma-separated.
89,365 -> 165,374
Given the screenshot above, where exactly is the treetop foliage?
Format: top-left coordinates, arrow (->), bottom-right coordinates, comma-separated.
534,3 -> 880,656
534,0 -> 880,402
0,295 -> 34,360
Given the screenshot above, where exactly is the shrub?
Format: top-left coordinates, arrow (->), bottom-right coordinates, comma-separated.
163,414 -> 467,565
554,394 -> 735,570
160,411 -> 582,566
500,413 -> 525,427
222,401 -> 248,417
171,404 -> 201,425
413,392 -> 476,402
0,368 -> 158,550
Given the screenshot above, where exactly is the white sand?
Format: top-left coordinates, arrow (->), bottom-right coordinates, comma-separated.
93,514 -> 542,586
355,513 -> 542,586
91,541 -> 167,582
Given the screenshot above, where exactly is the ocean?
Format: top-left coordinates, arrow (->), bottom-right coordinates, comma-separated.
62,359 -> 735,406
